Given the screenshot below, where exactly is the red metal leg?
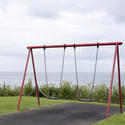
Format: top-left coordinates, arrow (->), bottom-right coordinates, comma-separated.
17,49 -> 31,110
31,49 -> 40,106
106,45 -> 117,119
117,45 -> 122,113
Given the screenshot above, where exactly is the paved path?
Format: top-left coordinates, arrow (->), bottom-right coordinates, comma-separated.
0,103 -> 123,125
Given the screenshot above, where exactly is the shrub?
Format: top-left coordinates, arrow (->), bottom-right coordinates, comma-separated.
12,86 -> 20,96
23,80 -> 33,96
72,85 -> 79,99
93,84 -> 108,102
0,80 -> 125,105
111,85 -> 119,103
121,85 -> 125,104
40,84 -> 48,97
0,83 -> 8,96
80,84 -> 91,99
60,81 -> 74,99
48,83 -> 58,97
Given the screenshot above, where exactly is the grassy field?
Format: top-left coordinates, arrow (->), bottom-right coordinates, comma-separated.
0,96 -> 124,114
94,113 -> 125,125
0,96 -> 124,125
0,96 -> 87,114
0,96 -> 75,114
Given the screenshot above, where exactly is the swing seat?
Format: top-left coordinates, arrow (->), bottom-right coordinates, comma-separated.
77,98 -> 92,102
47,97 -> 59,100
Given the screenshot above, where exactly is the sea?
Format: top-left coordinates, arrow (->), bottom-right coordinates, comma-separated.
0,72 -> 125,88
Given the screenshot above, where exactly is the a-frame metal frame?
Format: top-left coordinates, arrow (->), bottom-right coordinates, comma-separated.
17,42 -> 123,119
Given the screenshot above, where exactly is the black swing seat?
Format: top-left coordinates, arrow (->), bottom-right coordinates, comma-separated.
77,98 -> 92,102
47,97 -> 59,100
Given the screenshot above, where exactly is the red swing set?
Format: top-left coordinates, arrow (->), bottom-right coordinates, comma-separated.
17,42 -> 123,119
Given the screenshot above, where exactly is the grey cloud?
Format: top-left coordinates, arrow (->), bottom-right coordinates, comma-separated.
104,0 -> 125,22
27,0 -> 95,19
28,0 -> 76,19
1,0 -> 125,22
0,0 -> 9,12
28,0 -> 125,22
28,0 -> 101,19
0,45 -> 26,59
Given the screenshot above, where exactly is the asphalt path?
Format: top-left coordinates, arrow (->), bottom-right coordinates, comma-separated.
0,103 -> 124,125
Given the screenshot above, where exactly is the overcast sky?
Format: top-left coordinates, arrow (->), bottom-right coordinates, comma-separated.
0,0 -> 125,73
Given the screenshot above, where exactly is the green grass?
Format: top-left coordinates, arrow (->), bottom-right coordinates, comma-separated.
0,96 -> 77,114
0,96 -> 125,125
94,113 -> 125,125
0,96 -> 124,115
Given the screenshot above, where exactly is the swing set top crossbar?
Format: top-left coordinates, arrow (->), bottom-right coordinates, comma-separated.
27,42 -> 122,49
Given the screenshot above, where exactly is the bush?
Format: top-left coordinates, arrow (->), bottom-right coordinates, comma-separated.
0,83 -> 9,96
23,80 -> 33,96
48,83 -> 58,97
80,84 -> 91,99
60,81 -> 74,99
72,85 -> 79,99
111,85 -> 119,103
12,86 -> 20,96
0,80 -> 125,105
40,84 -> 49,96
121,85 -> 125,104
0,83 -> 20,96
93,84 -> 108,102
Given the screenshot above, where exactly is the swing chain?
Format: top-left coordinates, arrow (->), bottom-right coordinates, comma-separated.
58,44 -> 66,97
73,44 -> 80,99
90,42 -> 99,99
43,45 -> 49,97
